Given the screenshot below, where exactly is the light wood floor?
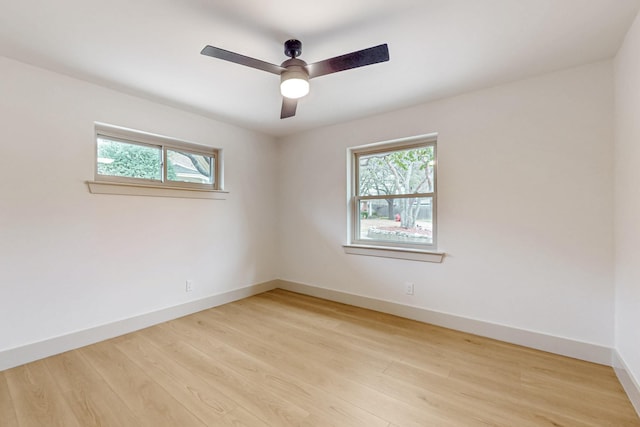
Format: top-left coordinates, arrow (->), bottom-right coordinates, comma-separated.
2,289 -> 639,426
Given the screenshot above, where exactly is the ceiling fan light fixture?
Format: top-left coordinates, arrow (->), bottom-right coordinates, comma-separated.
280,67 -> 309,99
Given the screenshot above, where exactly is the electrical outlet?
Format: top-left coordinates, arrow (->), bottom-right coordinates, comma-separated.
404,282 -> 414,295
185,280 -> 193,292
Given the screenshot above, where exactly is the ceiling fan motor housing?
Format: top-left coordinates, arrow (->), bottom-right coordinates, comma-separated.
284,39 -> 302,58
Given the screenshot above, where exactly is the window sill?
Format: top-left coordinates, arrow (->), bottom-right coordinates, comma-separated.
86,181 -> 228,200
343,244 -> 445,263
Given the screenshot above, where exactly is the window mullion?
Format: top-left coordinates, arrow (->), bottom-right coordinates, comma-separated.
162,146 -> 167,183
358,193 -> 434,201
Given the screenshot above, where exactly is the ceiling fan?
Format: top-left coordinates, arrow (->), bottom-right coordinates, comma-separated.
201,39 -> 390,119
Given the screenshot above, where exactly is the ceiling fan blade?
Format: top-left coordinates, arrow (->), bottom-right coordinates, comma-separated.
201,45 -> 285,75
307,44 -> 389,79
280,97 -> 298,119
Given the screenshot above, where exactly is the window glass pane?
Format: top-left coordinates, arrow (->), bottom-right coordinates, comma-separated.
97,137 -> 162,180
358,197 -> 433,245
358,146 -> 435,196
166,149 -> 214,184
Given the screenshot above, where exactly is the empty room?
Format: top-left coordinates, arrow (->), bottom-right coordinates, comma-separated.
1,0 -> 640,425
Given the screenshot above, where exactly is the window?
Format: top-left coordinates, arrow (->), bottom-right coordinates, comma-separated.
347,135 -> 441,260
91,123 -> 222,197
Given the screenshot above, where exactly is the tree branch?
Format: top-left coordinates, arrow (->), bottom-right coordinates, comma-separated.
184,153 -> 211,177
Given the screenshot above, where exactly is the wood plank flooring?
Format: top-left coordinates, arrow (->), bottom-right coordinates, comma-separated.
2,289 -> 639,426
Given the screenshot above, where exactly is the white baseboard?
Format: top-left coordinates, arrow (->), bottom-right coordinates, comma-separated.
613,350 -> 640,417
0,278 -> 617,373
275,279 -> 613,366
0,280 -> 278,372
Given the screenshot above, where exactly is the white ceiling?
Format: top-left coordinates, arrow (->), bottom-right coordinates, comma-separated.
1,0 -> 639,137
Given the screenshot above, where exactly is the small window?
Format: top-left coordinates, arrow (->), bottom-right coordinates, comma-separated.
349,135 -> 437,251
94,124 -> 219,191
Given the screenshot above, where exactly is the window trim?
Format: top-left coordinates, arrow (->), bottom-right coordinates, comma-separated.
91,123 -> 224,197
342,244 -> 444,263
86,180 -> 228,200
346,133 -> 443,261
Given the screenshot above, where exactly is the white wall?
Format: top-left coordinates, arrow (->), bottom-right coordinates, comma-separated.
614,9 -> 640,394
0,51 -> 623,371
0,56 -> 278,352
278,61 -> 615,348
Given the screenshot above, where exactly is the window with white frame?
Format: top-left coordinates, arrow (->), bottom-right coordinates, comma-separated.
349,135 -> 437,251
94,124 -> 219,191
